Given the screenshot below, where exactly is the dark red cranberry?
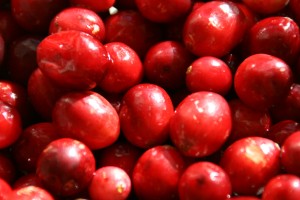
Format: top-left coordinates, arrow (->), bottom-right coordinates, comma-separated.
267,120 -> 300,145
242,0 -> 290,14
69,0 -> 115,12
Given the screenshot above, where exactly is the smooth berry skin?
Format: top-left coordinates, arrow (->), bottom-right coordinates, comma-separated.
36,138 -> 96,197
242,0 -> 290,14
132,145 -> 186,200
261,174 -> 300,200
170,91 -> 232,158
98,42 -> 143,94
7,35 -> 41,86
49,7 -> 106,42
234,54 -> 293,111
89,166 -> 131,200
52,91 -> 120,150
267,120 -> 300,146
178,162 -> 232,200
119,83 -> 174,149
227,99 -> 271,143
230,197 -> 260,200
143,41 -> 194,91
243,16 -> 300,65
104,10 -> 162,58
135,0 -> 192,23
11,0 -> 68,33
186,56 -> 233,96
0,178 -> 13,200
0,101 -> 22,149
220,137 -> 281,195
69,0 -> 115,12
12,122 -> 60,173
281,131 -> 300,176
37,30 -> 109,90
11,186 -> 54,200
13,173 -> 42,189
183,1 -> 247,57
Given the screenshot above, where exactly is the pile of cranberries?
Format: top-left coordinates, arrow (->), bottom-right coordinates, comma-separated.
1,0 -> 300,199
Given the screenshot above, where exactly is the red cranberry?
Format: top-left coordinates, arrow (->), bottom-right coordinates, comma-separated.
69,0 -> 115,12
36,138 -> 96,197
49,7 -> 106,42
143,40 -> 194,91
242,0 -> 290,14
230,197 -> 260,200
52,91 -> 120,150
89,166 -> 131,200
36,30 -> 109,90
11,186 -> 54,200
135,0 -> 192,23
289,0 -> 300,25
234,54 -> 293,111
183,1 -> 247,57
220,137 -> 281,195
132,145 -> 186,200
178,161 -> 232,200
0,11 -> 25,44
267,120 -> 300,145
0,178 -> 13,200
170,91 -> 232,157
104,10 -> 163,58
186,56 -> 233,96
119,83 -> 174,149
0,153 -> 16,184
13,173 -> 42,189
261,174 -> 300,200
98,42 -> 143,94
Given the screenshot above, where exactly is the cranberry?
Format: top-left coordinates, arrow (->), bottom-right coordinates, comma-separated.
267,120 -> 300,145
0,178 -> 13,200
0,11 -> 25,44
52,91 -> 120,150
36,30 -> 109,90
143,40 -> 194,91
186,56 -> 233,96
12,122 -> 60,173
89,166 -> 131,200
69,0 -> 115,12
0,153 -> 16,184
13,173 -> 42,189
119,83 -> 174,149
49,7 -> 106,42
135,0 -> 192,23
183,1 -> 247,57
242,0 -> 290,14
230,197 -> 260,200
0,101 -> 22,149
170,91 -> 232,157
220,137 -> 281,195
243,16 -> 300,65
281,131 -> 300,176
36,138 -> 96,197
289,0 -> 300,25
11,0 -> 68,33
178,161 -> 232,200
132,145 -> 186,199
11,186 -> 54,200
98,42 -> 143,94
261,174 -> 300,200
104,10 -> 163,58
234,54 -> 293,111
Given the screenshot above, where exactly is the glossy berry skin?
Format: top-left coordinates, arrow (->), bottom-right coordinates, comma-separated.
281,131 -> 300,176
89,166 -> 131,200
183,1 -> 247,57
36,138 -> 96,197
12,122 -> 60,173
261,174 -> 300,200
104,10 -> 162,58
11,186 -> 54,200
178,162 -> 231,200
69,0 -> 115,12
267,120 -> 300,146
119,83 -> 174,149
0,178 -> 13,200
52,91 -> 120,150
98,42 -> 143,94
143,40 -> 194,91
37,30 -> 109,90
242,0 -> 290,14
234,54 -> 293,111
227,98 -> 271,143
0,101 -> 22,149
11,0 -> 68,33
243,16 -> 300,65
135,0 -> 192,23
220,137 -> 281,195
186,56 -> 233,96
49,7 -> 106,42
170,91 -> 232,157
132,145 -> 186,200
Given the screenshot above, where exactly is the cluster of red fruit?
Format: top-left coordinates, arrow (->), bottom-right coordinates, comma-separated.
1,0 -> 300,199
